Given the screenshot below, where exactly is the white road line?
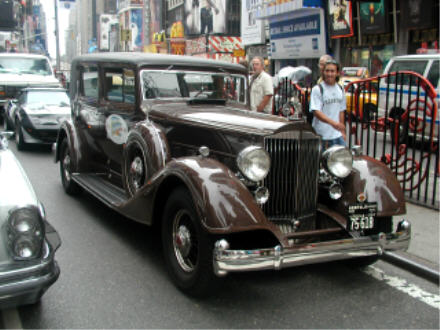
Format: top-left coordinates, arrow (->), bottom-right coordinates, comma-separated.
364,266 -> 440,310
1,308 -> 23,329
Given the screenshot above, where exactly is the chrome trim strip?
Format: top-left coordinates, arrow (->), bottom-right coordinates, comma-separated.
213,220 -> 411,276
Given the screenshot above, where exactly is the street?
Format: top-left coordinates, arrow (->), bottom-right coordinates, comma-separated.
1,140 -> 439,329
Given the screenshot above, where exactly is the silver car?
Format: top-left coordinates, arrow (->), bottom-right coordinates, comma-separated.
0,132 -> 60,308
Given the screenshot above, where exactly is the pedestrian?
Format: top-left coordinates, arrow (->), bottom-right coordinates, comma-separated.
310,59 -> 347,150
316,54 -> 333,84
249,56 -> 274,113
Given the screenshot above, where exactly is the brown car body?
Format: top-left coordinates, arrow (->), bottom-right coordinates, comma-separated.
55,53 -> 410,296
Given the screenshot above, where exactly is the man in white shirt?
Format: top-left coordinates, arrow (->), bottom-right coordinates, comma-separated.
250,57 -> 273,113
310,59 -> 346,150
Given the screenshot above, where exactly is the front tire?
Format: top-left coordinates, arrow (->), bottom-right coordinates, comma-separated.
60,139 -> 81,195
15,120 -> 27,151
162,187 -> 219,297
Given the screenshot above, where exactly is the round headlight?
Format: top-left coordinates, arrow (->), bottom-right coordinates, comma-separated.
322,145 -> 353,178
13,237 -> 41,259
9,207 -> 42,234
237,146 -> 271,182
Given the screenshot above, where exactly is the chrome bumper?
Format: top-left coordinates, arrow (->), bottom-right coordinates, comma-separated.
213,219 -> 411,276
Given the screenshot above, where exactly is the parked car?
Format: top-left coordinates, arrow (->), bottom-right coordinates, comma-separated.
55,53 -> 411,296
0,53 -> 61,125
378,54 -> 439,142
4,87 -> 71,150
0,131 -> 61,308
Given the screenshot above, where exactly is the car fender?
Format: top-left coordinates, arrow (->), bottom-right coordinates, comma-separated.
337,155 -> 406,216
120,157 -> 272,235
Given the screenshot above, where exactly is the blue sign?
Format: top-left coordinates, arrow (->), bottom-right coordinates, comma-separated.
270,14 -> 320,40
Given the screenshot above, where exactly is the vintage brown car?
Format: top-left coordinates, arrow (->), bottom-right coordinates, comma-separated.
55,53 -> 411,296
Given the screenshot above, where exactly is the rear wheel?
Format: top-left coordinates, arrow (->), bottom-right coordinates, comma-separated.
60,139 -> 81,195
162,187 -> 219,297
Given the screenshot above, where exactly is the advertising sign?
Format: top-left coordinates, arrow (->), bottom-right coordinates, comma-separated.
130,9 -> 143,49
400,0 -> 432,29
328,0 -> 353,39
184,0 -> 226,35
241,0 -> 265,45
269,9 -> 325,59
359,0 -> 388,34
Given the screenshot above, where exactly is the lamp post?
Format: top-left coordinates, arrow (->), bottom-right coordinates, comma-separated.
54,0 -> 61,72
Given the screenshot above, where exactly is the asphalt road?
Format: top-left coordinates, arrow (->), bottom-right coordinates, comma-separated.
2,140 -> 439,329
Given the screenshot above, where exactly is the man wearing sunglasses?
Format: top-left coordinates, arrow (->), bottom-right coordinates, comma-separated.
310,60 -> 346,150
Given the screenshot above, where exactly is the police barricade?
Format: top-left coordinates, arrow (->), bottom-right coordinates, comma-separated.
273,73 -> 439,209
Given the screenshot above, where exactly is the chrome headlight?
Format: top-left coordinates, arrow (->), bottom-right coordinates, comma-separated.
322,145 -> 353,178
237,146 -> 271,182
7,206 -> 45,260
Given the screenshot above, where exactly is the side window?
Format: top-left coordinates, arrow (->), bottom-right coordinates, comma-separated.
427,60 -> 439,88
387,60 -> 428,85
104,68 -> 135,104
81,66 -> 99,103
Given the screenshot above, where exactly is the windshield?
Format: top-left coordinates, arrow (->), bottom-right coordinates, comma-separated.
141,70 -> 247,104
0,57 -> 53,75
27,91 -> 70,107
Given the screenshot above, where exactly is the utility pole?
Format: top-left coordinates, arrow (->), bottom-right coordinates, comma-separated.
54,0 -> 60,72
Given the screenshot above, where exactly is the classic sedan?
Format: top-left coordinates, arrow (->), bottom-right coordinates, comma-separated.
0,131 -> 60,308
4,87 -> 71,150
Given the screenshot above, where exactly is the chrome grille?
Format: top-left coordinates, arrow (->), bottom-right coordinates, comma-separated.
262,131 -> 320,223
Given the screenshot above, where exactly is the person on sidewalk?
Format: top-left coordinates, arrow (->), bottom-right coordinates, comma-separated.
250,56 -> 273,113
310,59 -> 347,150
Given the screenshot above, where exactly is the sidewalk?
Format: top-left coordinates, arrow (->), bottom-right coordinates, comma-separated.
404,202 -> 439,267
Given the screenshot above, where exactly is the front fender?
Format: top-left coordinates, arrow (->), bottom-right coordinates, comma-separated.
123,156 -> 272,233
337,155 -> 406,216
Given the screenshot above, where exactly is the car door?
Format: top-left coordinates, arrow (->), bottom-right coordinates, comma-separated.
97,66 -> 139,186
74,63 -> 108,173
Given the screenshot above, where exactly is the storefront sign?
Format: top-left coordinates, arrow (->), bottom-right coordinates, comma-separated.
185,36 -> 207,55
241,0 -> 265,45
327,0 -> 353,39
269,9 -> 325,59
359,0 -> 388,34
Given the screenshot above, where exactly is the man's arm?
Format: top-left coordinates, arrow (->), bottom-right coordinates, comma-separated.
207,0 -> 219,13
257,95 -> 272,112
313,110 -> 345,134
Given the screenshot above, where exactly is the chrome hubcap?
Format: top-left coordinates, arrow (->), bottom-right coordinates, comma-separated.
172,210 -> 196,272
129,156 -> 144,190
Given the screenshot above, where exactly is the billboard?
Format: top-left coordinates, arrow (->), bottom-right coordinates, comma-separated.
241,0 -> 265,45
328,0 -> 353,39
359,0 -> 388,34
269,9 -> 325,59
99,14 -> 118,51
184,0 -> 226,35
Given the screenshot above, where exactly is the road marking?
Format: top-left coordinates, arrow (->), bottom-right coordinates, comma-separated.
364,266 -> 440,310
1,308 -> 23,329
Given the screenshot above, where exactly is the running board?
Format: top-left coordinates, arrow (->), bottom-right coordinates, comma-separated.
72,173 -> 128,208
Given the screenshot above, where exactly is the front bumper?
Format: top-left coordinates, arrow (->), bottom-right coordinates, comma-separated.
213,219 -> 411,276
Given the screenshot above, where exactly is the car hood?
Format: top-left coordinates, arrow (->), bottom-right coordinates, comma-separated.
24,104 -> 71,116
0,148 -> 37,222
0,73 -> 60,86
149,101 -> 306,136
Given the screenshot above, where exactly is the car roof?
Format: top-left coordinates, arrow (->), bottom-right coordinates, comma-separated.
391,54 -> 440,61
72,52 -> 247,73
0,53 -> 51,60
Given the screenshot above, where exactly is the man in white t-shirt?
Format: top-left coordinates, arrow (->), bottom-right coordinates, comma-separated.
250,57 -> 273,113
310,59 -> 346,150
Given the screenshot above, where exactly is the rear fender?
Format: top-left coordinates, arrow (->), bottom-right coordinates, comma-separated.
337,155 -> 406,216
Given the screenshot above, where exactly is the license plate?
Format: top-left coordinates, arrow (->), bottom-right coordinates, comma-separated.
348,202 -> 377,231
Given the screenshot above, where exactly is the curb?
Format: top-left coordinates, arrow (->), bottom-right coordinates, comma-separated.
382,251 -> 440,284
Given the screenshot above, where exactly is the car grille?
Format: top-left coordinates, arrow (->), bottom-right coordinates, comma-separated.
262,131 -> 321,228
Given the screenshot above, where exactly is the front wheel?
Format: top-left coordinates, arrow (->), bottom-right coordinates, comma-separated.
60,139 -> 81,195
162,187 -> 219,297
15,120 -> 27,151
